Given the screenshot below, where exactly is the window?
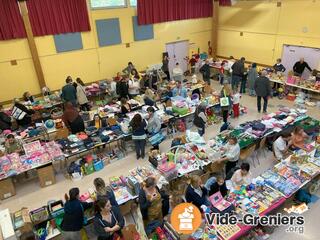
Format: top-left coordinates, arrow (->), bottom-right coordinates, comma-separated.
130,0 -> 137,7
90,0 -> 127,9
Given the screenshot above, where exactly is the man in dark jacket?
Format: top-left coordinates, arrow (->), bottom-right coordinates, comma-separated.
61,76 -> 77,106
200,59 -> 211,85
254,70 -> 271,113
231,57 -> 245,91
293,58 -> 312,76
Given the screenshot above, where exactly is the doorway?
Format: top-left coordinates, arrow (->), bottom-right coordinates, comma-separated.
166,40 -> 189,76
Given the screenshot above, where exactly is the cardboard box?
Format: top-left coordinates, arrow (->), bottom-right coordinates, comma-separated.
37,164 -> 56,188
0,178 -> 16,200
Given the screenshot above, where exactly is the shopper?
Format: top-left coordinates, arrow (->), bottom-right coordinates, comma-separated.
185,175 -> 210,210
172,81 -> 187,98
144,88 -> 157,106
130,114 -> 147,160
75,78 -> 90,111
189,56 -> 197,74
220,84 -> 232,123
273,133 -> 292,161
231,57 -> 245,91
116,78 -> 129,100
193,103 -> 207,136
93,178 -> 118,207
218,136 -> 240,176
273,58 -> 286,73
205,174 -> 228,197
291,126 -> 309,151
5,134 -> 23,154
61,76 -> 77,106
11,98 -> 35,128
232,90 -> 241,118
248,63 -> 258,96
293,58 -> 312,76
62,102 -> 85,134
162,56 -> 170,80
122,62 -> 135,76
93,197 -> 124,240
131,68 -> 141,80
23,92 -> 34,103
172,63 -> 183,82
200,59 -> 211,85
120,98 -> 131,115
219,62 -> 225,85
240,68 -> 248,94
128,74 -> 141,99
231,162 -> 252,187
139,177 -> 169,228
254,70 -> 271,113
61,188 -> 93,240
147,107 -> 162,150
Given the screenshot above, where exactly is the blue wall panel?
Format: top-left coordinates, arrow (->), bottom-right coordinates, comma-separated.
96,18 -> 122,47
54,32 -> 83,53
132,16 -> 154,41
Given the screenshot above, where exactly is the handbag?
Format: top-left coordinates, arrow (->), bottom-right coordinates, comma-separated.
220,90 -> 230,107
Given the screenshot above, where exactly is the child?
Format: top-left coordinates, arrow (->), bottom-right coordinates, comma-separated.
219,62 -> 225,85
232,90 -> 241,118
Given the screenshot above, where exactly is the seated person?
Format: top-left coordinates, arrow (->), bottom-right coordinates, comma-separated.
11,98 -> 35,128
273,133 -> 292,161
185,175 -> 210,210
93,197 -> 124,240
172,81 -> 187,98
291,126 -> 309,151
62,102 -> 85,134
120,98 -> 131,115
205,174 -> 228,198
144,88 -> 156,106
0,105 -> 12,131
231,162 -> 252,187
5,134 -> 23,154
139,177 -> 169,230
93,178 -> 118,207
23,92 -> 34,103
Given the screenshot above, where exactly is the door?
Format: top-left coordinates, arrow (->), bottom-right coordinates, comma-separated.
166,40 -> 189,77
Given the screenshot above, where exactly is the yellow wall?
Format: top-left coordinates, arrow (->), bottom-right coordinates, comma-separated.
217,0 -> 320,65
0,2 -> 212,102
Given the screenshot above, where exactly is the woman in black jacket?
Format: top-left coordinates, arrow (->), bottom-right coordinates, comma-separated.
61,188 -> 93,240
93,197 -> 125,240
185,175 -> 210,210
116,78 -> 129,100
139,177 -> 169,229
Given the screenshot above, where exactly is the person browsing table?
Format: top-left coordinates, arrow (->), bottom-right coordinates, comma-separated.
218,136 -> 241,176
293,58 -> 312,76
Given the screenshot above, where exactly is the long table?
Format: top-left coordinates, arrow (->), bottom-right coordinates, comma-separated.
270,78 -> 320,94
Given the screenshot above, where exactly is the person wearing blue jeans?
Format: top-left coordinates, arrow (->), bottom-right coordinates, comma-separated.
130,113 -> 147,160
231,57 -> 245,91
